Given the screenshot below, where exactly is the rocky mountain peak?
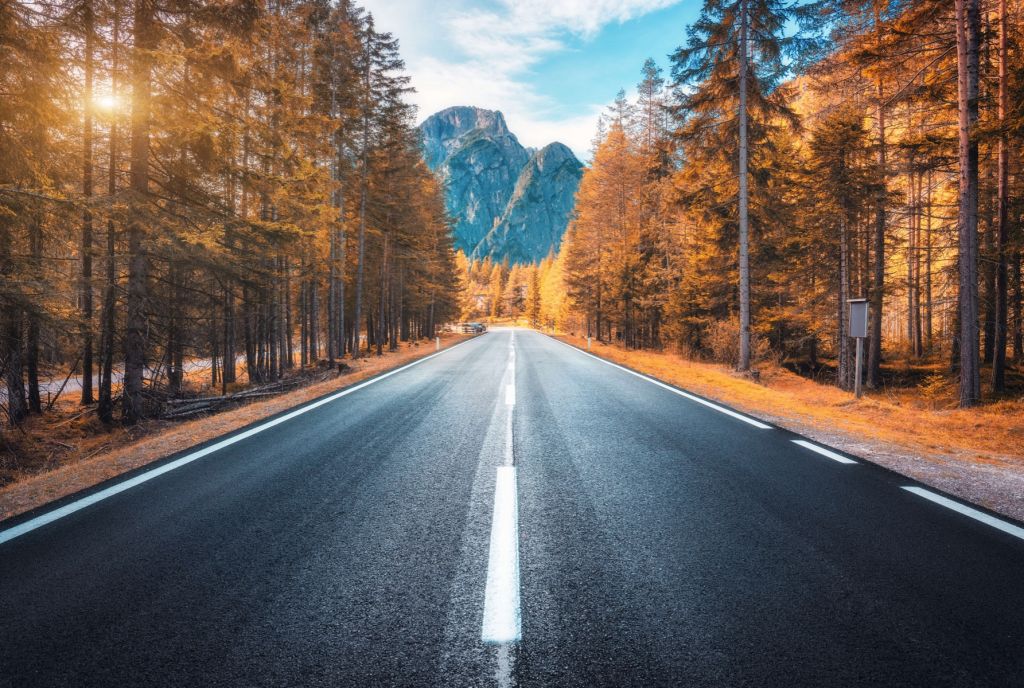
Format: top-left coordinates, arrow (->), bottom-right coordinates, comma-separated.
419,108 -> 582,264
420,106 -> 516,170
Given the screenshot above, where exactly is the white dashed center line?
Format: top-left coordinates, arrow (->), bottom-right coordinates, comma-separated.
481,465 -> 522,643
482,331 -> 522,646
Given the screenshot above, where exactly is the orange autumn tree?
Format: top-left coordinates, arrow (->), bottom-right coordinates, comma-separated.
563,119 -> 647,344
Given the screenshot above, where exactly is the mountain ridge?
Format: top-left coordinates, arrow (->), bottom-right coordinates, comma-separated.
419,106 -> 582,264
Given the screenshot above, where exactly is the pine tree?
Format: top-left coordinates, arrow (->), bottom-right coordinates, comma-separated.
0,0 -> 64,424
489,264 -> 505,320
526,266 -> 541,327
563,122 -> 645,343
804,107 -> 875,389
671,0 -> 801,370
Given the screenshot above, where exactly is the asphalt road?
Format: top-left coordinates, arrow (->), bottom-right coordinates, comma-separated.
3,328 -> 1024,687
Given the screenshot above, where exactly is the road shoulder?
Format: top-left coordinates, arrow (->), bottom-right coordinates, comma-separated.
0,335 -> 473,523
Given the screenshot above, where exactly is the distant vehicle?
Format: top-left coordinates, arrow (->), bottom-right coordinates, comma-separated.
461,322 -> 487,334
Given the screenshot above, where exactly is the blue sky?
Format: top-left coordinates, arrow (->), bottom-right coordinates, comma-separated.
361,0 -> 705,160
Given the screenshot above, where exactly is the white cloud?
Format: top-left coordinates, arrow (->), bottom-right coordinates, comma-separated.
363,0 -> 678,160
498,0 -> 679,36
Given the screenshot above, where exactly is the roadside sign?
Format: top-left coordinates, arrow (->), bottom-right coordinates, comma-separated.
848,298 -> 868,339
848,298 -> 868,398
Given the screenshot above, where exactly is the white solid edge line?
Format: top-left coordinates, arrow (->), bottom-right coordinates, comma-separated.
543,334 -> 771,429
505,383 -> 516,406
481,466 -> 522,643
0,336 -> 479,547
791,439 -> 858,465
902,486 -> 1024,542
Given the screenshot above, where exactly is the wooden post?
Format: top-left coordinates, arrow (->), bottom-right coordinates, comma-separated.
854,337 -> 864,399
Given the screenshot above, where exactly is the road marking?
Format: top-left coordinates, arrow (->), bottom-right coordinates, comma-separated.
482,466 -> 521,643
545,335 -> 771,429
792,439 -> 858,464
902,486 -> 1024,542
504,334 -> 516,461
0,336 -> 481,546
504,411 -> 514,466
495,644 -> 514,688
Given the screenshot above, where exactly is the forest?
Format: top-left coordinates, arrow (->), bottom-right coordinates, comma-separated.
2,0 -> 1021,449
465,0 -> 1022,410
0,0 -> 460,431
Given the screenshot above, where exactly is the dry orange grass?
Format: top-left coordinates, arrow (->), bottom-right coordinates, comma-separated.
0,335 -> 471,521
558,334 -> 1024,467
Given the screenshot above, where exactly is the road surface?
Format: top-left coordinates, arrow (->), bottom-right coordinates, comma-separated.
2,328 -> 1023,686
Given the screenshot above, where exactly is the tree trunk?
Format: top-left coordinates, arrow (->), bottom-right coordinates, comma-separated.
925,168 -> 933,352
123,0 -> 156,423
906,159 -> 915,352
955,0 -> 981,407
838,212 -> 850,390
913,170 -> 923,357
244,286 -> 257,381
1012,249 -> 1022,361
222,280 -> 235,387
992,0 -> 1009,392
268,282 -> 278,381
868,2 -> 887,388
98,6 -> 120,423
300,259 -> 308,367
336,203 -> 346,357
98,211 -> 117,423
330,143 -> 346,359
736,0 -> 751,372
328,216 -> 336,362
353,30 -> 371,360
284,256 -> 293,369
377,232 -> 388,357
2,305 -> 26,427
1,211 -> 26,425
310,274 -> 319,361
81,0 -> 95,404
27,212 -> 42,413
167,263 -> 182,396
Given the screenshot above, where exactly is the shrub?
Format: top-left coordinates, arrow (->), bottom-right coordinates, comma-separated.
705,317 -> 771,367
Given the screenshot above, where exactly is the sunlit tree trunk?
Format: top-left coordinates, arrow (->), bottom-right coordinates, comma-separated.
98,3 -> 121,423
924,168 -> 933,352
839,214 -> 851,390
955,0 -> 981,407
867,1 -> 887,389
353,23 -> 372,359
123,0 -> 156,422
81,0 -> 95,404
736,0 -> 751,372
992,0 -> 1009,392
